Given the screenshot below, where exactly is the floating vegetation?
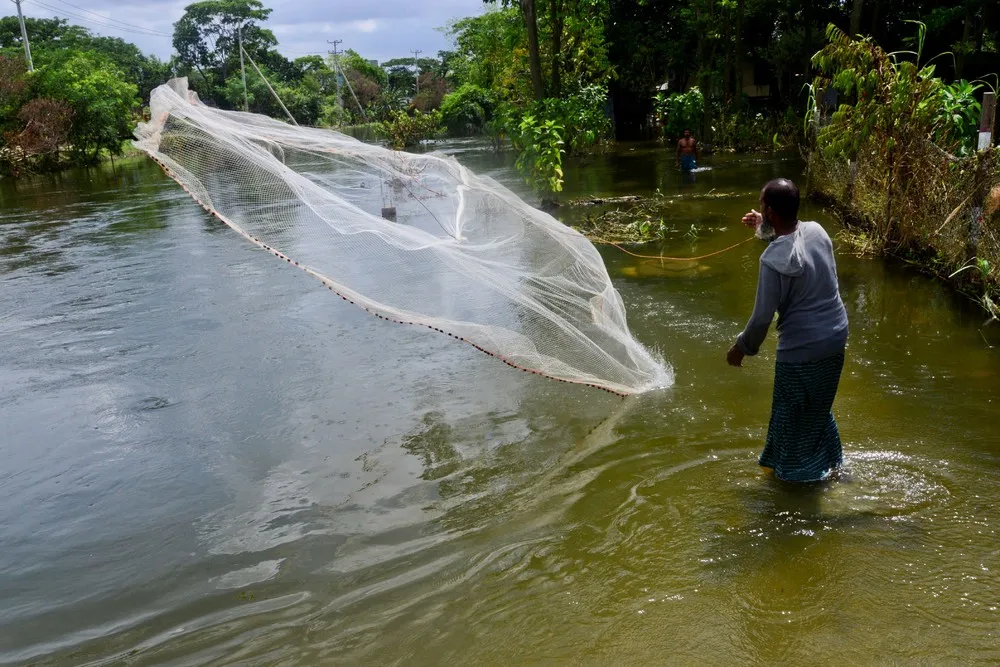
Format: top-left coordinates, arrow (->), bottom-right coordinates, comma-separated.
565,190 -> 745,242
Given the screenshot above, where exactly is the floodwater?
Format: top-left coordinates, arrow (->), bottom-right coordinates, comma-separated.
2,141 -> 999,666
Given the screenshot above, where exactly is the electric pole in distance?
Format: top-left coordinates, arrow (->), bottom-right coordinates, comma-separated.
411,49 -> 422,97
238,24 -> 249,111
13,0 -> 34,72
328,39 -> 343,109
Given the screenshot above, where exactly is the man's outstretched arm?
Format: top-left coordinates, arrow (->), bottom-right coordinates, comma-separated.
728,263 -> 782,366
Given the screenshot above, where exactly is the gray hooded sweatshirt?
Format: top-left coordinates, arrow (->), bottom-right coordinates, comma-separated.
736,220 -> 849,363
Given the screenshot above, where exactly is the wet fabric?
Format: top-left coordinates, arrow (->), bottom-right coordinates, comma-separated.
680,154 -> 697,171
759,351 -> 845,482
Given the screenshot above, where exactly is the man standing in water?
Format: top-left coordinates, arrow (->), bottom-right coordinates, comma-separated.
727,179 -> 849,482
676,129 -> 699,171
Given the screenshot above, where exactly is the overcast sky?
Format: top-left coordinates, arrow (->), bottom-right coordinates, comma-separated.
13,0 -> 485,63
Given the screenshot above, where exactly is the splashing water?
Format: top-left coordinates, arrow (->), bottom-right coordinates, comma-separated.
133,80 -> 671,396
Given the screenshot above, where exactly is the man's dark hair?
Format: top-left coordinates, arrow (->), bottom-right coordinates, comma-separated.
762,178 -> 800,221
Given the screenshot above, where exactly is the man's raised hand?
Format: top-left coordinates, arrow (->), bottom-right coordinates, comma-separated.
742,209 -> 762,229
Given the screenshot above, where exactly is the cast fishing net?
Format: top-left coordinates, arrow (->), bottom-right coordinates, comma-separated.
134,79 -> 671,396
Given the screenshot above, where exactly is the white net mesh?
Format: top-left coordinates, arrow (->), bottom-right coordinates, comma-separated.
134,79 -> 671,396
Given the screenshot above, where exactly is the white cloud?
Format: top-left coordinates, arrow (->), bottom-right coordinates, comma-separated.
19,0 -> 483,63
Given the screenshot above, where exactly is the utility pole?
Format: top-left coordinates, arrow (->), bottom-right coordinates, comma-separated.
13,0 -> 33,72
968,92 -> 996,260
327,40 -> 343,109
410,49 -> 422,96
238,24 -> 249,111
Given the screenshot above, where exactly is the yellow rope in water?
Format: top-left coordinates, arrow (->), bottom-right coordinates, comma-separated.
586,235 -> 757,262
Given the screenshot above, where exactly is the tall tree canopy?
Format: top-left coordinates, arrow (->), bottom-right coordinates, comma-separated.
172,0 -> 278,98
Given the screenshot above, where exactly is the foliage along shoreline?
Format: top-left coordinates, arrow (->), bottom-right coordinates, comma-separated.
804,24 -> 1000,319
2,1 -> 999,315
4,0 -> 997,180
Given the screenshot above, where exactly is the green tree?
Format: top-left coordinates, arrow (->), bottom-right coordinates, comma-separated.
381,56 -> 441,97
0,17 -> 168,102
222,60 -> 324,124
440,84 -> 495,135
172,0 -> 276,100
0,16 -> 89,49
84,36 -> 171,103
340,50 -> 388,86
446,9 -> 533,104
32,52 -> 139,161
482,0 -> 545,100
482,0 -> 612,100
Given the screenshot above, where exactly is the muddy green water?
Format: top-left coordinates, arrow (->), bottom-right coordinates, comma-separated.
2,143 -> 999,666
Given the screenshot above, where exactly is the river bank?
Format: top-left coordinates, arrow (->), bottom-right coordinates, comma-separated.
0,140 -> 146,181
806,147 -> 1000,320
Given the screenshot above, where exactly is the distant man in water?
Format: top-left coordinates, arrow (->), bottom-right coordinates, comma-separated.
727,178 -> 849,482
676,129 -> 699,171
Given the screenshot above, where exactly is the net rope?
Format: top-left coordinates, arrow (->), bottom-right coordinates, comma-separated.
134,79 -> 672,396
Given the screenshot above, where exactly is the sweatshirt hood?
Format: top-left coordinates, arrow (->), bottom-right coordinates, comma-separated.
760,228 -> 805,277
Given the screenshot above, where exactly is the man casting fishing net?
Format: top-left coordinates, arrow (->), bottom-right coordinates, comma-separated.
727,179 -> 849,482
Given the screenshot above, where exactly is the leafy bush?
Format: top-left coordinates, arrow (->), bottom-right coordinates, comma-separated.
713,106 -> 801,151
509,113 -> 565,196
652,87 -> 704,141
31,52 -> 138,161
375,109 -> 443,149
321,103 -> 350,127
934,79 -> 982,157
369,87 -> 410,123
538,84 -> 613,154
440,84 -> 495,136
807,23 -> 975,161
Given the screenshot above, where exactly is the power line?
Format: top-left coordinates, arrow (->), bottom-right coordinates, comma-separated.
25,0 -> 172,37
44,0 -> 171,36
27,1 -> 170,37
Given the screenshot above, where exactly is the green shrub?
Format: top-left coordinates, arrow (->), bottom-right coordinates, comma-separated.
538,85 -> 613,154
712,106 -> 802,152
440,84 -> 495,136
375,109 -> 443,149
509,113 -> 564,196
934,79 -> 983,157
31,52 -> 138,161
652,87 -> 704,141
